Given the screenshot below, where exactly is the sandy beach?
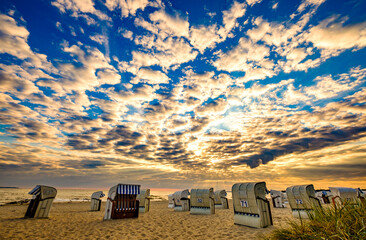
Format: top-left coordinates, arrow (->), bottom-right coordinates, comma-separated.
0,200 -> 294,240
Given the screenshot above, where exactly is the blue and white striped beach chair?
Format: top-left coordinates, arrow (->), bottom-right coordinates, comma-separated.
104,184 -> 140,219
24,185 -> 57,218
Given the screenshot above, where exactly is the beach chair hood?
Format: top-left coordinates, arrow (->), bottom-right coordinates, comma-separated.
29,185 -> 57,200
91,191 -> 105,200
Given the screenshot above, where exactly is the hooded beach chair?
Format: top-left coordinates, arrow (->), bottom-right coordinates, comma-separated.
286,184 -> 321,219
173,189 -> 190,211
329,187 -> 359,206
190,188 -> 215,215
232,182 -> 273,228
316,191 -> 331,204
214,190 -> 229,209
168,194 -> 175,208
270,190 -> 286,208
90,191 -> 105,211
104,184 -> 140,220
24,185 -> 57,218
137,189 -> 151,213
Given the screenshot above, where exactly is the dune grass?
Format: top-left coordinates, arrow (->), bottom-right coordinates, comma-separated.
267,200 -> 366,240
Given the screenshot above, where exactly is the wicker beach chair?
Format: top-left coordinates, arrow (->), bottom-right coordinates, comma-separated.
90,191 -> 105,211
173,189 -> 190,211
286,184 -> 321,219
214,190 -> 229,209
232,182 -> 272,228
270,190 -> 286,208
137,189 -> 151,213
190,188 -> 215,215
24,185 -> 57,218
329,187 -> 359,206
104,184 -> 140,220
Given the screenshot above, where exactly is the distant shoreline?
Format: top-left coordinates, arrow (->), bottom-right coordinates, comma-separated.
0,187 -> 19,189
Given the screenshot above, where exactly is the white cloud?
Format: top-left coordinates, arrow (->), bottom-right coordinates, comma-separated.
132,68 -> 170,85
90,34 -> 107,45
149,10 -> 189,37
305,16 -> 366,51
52,0 -> 111,21
189,24 -> 221,53
218,1 -> 246,38
105,0 -> 157,18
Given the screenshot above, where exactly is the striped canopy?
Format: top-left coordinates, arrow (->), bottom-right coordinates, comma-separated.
29,185 -> 41,195
116,184 -> 140,195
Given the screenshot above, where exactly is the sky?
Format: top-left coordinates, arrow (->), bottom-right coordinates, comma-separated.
0,0 -> 366,190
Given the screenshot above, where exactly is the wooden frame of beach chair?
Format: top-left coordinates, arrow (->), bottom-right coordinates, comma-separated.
214,190 -> 229,209
329,187 -> 359,206
24,185 -> 57,218
232,182 -> 273,228
104,184 -> 140,220
286,184 -> 321,219
270,190 -> 286,208
190,188 -> 215,215
173,189 -> 190,212
90,191 -> 105,211
168,194 -> 175,208
137,189 -> 151,213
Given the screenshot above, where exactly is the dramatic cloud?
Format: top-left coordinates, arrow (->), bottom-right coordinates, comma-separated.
1,0 -> 366,189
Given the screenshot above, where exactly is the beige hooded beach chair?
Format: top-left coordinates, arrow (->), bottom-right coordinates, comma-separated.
286,184 -> 321,219
168,194 -> 175,208
270,190 -> 286,208
90,191 -> 105,211
329,187 -> 359,206
137,189 -> 151,213
214,190 -> 229,209
173,189 -> 190,211
104,184 -> 140,220
190,188 -> 215,215
24,185 -> 57,218
232,182 -> 272,228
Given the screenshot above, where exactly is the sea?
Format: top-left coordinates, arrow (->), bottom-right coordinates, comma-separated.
0,188 -> 179,205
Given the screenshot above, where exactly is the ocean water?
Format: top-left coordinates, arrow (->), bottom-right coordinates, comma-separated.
0,188 -> 178,205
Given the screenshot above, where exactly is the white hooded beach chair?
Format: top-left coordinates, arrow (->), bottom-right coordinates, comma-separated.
214,190 -> 229,209
24,185 -> 57,218
90,191 -> 105,211
232,182 -> 273,228
190,188 -> 215,215
329,187 -> 359,205
286,184 -> 321,219
270,190 -> 286,208
137,189 -> 151,213
104,184 -> 140,220
173,189 -> 190,211
168,194 -> 175,208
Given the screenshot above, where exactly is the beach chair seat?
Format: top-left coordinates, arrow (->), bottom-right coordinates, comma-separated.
137,189 -> 151,213
190,188 -> 215,215
90,191 -> 105,211
24,185 -> 57,218
214,190 -> 229,209
232,182 -> 272,228
173,189 -> 190,212
286,184 -> 321,219
104,184 -> 140,220
168,194 -> 175,208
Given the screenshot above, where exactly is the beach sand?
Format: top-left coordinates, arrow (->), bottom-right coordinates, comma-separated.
0,200 -> 293,239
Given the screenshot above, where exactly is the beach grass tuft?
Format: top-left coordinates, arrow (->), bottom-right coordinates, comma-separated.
266,200 -> 366,240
